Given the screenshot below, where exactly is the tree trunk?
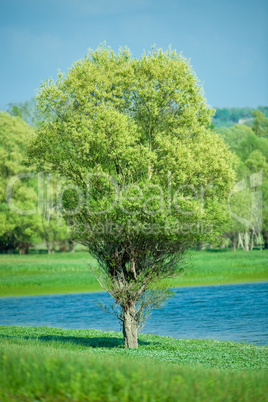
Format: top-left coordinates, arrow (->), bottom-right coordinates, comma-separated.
238,232 -> 244,250
19,243 -> 30,255
244,231 -> 249,252
51,238 -> 56,254
46,241 -> 51,254
122,303 -> 138,349
59,240 -> 67,252
262,230 -> 268,249
250,231 -> 254,251
68,239 -> 75,252
229,232 -> 237,252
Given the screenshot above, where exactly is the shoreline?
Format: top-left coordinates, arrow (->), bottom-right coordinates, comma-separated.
1,249 -> 267,297
1,278 -> 267,298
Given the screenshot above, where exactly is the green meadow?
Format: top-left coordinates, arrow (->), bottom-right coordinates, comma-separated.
0,326 -> 267,401
0,249 -> 267,297
1,250 -> 267,400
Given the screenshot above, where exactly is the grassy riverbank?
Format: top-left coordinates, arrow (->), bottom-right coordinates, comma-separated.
0,326 -> 267,401
0,249 -> 267,297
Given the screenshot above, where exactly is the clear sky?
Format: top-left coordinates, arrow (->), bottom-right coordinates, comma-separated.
0,0 -> 267,110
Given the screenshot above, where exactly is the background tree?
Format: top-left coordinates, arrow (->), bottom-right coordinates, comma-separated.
7,98 -> 52,128
252,110 -> 268,138
245,151 -> 268,249
7,99 -> 40,127
0,112 -> 41,253
218,116 -> 268,250
212,106 -> 268,128
28,45 -> 235,348
39,175 -> 71,254
0,112 -> 70,254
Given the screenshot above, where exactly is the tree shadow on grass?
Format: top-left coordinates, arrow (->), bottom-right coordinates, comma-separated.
0,334 -> 152,349
39,334 -> 126,348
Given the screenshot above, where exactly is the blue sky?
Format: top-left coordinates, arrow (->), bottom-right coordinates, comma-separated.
0,0 -> 267,110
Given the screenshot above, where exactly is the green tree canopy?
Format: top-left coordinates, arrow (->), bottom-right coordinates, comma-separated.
28,45 -> 236,348
0,112 -> 40,253
218,119 -> 268,250
252,110 -> 268,138
7,98 -> 49,128
0,112 -> 69,253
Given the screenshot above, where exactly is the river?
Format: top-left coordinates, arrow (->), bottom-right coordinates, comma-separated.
0,282 -> 267,345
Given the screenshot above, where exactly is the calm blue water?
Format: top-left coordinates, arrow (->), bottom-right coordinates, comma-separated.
0,282 -> 267,345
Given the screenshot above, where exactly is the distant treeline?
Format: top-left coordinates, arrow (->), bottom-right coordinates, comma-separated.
1,100 -> 268,253
213,106 -> 268,128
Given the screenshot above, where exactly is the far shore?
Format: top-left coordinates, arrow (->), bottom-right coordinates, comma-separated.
1,277 -> 268,298
0,249 -> 267,298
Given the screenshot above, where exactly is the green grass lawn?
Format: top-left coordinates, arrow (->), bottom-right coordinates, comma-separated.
170,248 -> 268,287
0,253 -> 267,400
0,249 -> 267,297
0,326 -> 267,401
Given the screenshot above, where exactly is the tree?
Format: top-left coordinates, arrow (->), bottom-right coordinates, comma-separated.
28,45 -> 235,348
7,98 -> 51,128
252,110 -> 268,138
213,107 -> 254,128
218,123 -> 268,251
219,123 -> 268,160
0,112 -> 41,253
0,112 -> 70,254
245,151 -> 268,250
262,179 -> 268,249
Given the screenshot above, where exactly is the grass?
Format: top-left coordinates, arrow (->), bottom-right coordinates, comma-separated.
170,248 -> 268,287
1,251 -> 267,401
0,249 -> 267,297
0,326 -> 267,401
0,251 -> 100,296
